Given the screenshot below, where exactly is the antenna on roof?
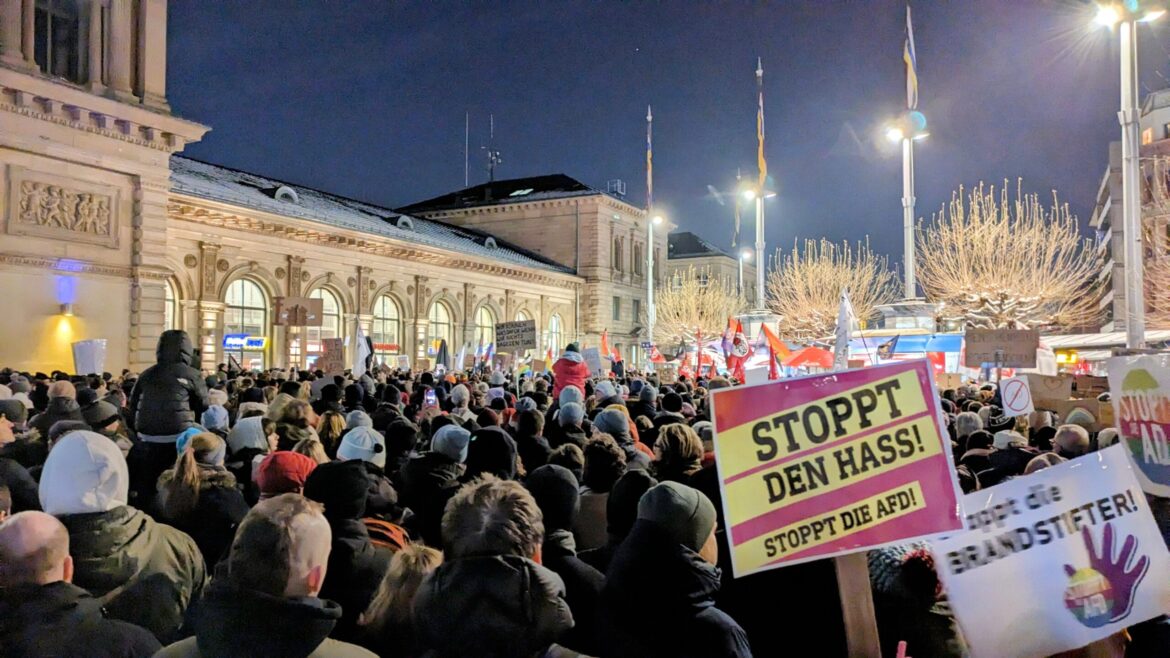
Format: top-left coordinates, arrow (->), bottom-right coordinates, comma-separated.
485,114 -> 502,183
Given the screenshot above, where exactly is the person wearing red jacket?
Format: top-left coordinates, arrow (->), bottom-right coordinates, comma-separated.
552,343 -> 589,399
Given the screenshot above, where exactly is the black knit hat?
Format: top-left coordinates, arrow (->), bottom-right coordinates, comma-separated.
527,464 -> 579,531
304,460 -> 369,521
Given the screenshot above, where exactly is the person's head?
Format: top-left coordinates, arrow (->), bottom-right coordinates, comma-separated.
161,432 -> 228,519
637,481 -> 717,564
594,381 -> 617,402
661,392 -> 683,414
993,430 -> 1028,450
582,434 -> 627,493
514,397 -> 538,414
336,426 -> 387,468
304,460 -> 370,521
639,384 -> 658,404
516,409 -> 544,438
1097,427 -> 1121,448
442,475 -> 544,560
0,399 -> 27,430
39,431 -> 129,516
0,511 -> 73,586
1054,424 -> 1090,458
317,409 -> 347,442
433,424 -> 472,464
47,380 -> 76,401
558,385 -> 584,409
526,464 -> 579,532
954,411 -> 982,439
653,424 -> 704,480
593,408 -> 630,442
464,427 -> 519,480
345,409 -> 373,430
256,451 -> 318,498
227,494 -> 332,598
201,405 -> 229,433
965,429 -> 994,451
557,402 -> 584,429
1064,408 -> 1097,432
359,544 -> 443,634
476,408 -> 500,428
293,438 -> 330,465
450,384 -> 471,408
1025,452 -> 1066,475
276,398 -> 312,429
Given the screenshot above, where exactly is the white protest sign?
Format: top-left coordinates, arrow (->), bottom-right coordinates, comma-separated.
495,320 -> 537,352
582,347 -> 603,375
71,339 -> 107,375
999,376 -> 1034,417
963,328 -> 1040,368
396,355 -> 411,370
743,366 -> 769,386
1108,354 -> 1170,497
932,445 -> 1170,658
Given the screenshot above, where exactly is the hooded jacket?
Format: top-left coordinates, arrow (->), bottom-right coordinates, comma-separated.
552,352 -> 590,399
398,450 -> 463,548
0,581 -> 161,658
414,555 -> 575,658
601,521 -> 751,658
154,581 -> 375,658
128,331 -> 209,437
28,396 -> 85,438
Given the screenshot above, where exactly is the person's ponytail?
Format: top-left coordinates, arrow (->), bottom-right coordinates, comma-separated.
162,444 -> 202,519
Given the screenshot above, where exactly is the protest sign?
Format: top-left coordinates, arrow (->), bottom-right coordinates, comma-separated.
415,357 -> 431,371
963,328 -> 1039,368
1108,354 -> 1170,497
743,366 -> 769,386
934,372 -> 962,391
709,359 -> 961,577
1027,373 -> 1072,407
396,355 -> 411,370
999,376 -> 1034,417
932,445 -> 1170,658
492,353 -> 511,372
532,359 -> 547,373
315,338 -> 346,374
71,339 -> 107,375
582,347 -> 603,375
495,320 -> 537,352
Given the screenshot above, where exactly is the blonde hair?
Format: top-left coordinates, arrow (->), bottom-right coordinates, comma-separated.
292,438 -> 330,465
317,411 -> 346,455
358,544 -> 442,635
653,424 -> 704,481
160,433 -> 226,519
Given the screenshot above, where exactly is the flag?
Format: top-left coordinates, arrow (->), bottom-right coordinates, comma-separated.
485,342 -> 495,364
720,317 -> 734,358
727,319 -> 753,382
353,321 -> 372,379
545,346 -> 553,362
649,344 -> 665,363
455,341 -> 468,371
877,336 -> 898,361
435,339 -> 451,372
474,338 -> 484,362
601,330 -> 612,363
756,58 -> 767,189
904,4 -> 918,110
833,290 -> 857,371
672,337 -> 687,362
646,105 -> 653,210
760,324 -> 791,361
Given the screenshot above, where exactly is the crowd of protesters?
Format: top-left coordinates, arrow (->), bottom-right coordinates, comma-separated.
0,328 -> 1164,657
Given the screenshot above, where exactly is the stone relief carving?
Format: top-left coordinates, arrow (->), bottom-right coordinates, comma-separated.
6,167 -> 120,248
184,254 -> 198,268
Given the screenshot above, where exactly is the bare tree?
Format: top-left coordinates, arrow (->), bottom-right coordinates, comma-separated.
1141,157 -> 1170,329
652,266 -> 746,345
766,239 -> 897,339
916,181 -> 1101,330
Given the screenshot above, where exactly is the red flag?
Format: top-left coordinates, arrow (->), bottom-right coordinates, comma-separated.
727,320 -> 753,382
649,345 -> 666,363
545,346 -> 553,362
601,330 -> 612,362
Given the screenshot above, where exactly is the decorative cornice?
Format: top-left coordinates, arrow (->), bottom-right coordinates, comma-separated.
0,252 -> 169,280
169,198 -> 582,292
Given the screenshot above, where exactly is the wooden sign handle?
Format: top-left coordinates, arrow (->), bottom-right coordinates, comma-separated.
834,552 -> 882,657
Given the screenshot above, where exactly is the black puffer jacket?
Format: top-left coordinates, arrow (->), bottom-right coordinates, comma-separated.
0,581 -> 161,658
128,331 -> 208,437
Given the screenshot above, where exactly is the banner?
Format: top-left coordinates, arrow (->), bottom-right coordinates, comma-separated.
495,320 -> 537,352
963,328 -> 1039,368
710,360 -> 960,577
933,445 -> 1170,658
1108,354 -> 1170,497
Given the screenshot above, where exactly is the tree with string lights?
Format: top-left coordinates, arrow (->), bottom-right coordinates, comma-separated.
652,265 -> 746,345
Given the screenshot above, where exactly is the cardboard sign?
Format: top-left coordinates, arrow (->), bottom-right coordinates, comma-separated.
492,353 -> 512,372
532,359 -> 547,374
963,328 -> 1039,368
1108,354 -> 1170,497
415,357 -> 431,372
495,320 -> 537,352
314,337 -> 346,374
656,361 -> 678,385
582,347 -> 603,375
709,359 -> 961,577
999,376 -> 1035,417
396,355 -> 411,370
934,372 -> 963,391
274,296 -> 324,327
933,446 -> 1170,658
1072,375 -> 1109,400
1027,373 -> 1072,403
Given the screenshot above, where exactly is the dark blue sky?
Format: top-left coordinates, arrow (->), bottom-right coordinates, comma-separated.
168,1 -> 1170,268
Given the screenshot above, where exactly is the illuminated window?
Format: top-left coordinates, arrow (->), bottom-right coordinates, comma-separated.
547,314 -> 563,354
427,301 -> 453,352
306,288 -> 342,366
515,309 -> 531,322
224,278 -> 268,369
164,279 -> 179,331
475,305 -> 497,345
371,295 -> 401,364
1143,127 -> 1154,145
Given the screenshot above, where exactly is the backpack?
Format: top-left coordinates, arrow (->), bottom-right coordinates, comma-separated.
364,517 -> 409,552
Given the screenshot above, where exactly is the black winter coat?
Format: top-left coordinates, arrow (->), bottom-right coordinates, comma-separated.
542,529 -> 604,656
319,518 -> 392,643
0,456 -> 41,512
601,521 -> 752,658
156,468 -> 250,567
128,330 -> 209,437
0,581 -> 161,658
516,432 -> 552,473
398,451 -> 462,547
626,400 -> 657,422
28,397 -> 84,438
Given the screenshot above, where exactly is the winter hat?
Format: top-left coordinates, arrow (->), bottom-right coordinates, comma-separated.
1064,407 -> 1097,430
345,409 -> 373,430
558,402 -> 585,428
304,460 -> 369,520
558,386 -> 584,407
661,392 -> 683,413
637,481 -> 716,553
256,451 -> 318,496
565,342 -> 580,353
239,387 -> 265,404
82,400 -> 121,430
0,399 -> 28,424
486,387 -> 506,404
47,380 -> 76,400
48,420 -> 90,444
527,464 -> 580,531
9,378 -> 30,394
594,409 -> 629,438
175,426 -> 205,454
432,424 -> 472,464
337,426 -> 387,468
227,416 -> 269,453
515,397 -> 538,413
450,384 -> 470,407
639,385 -> 658,403
237,401 -> 268,417
629,379 -> 645,397
76,388 -> 99,407
608,469 -> 658,537
39,430 -> 129,516
465,426 -> 518,480
595,381 -> 617,401
201,405 -> 229,432
490,371 -> 507,387
993,430 -> 1028,450
207,389 -> 229,407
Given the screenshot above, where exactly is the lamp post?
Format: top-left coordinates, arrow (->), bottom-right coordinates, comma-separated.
738,248 -> 752,298
1096,3 -> 1163,349
885,116 -> 929,300
648,214 -> 663,349
741,189 -> 774,309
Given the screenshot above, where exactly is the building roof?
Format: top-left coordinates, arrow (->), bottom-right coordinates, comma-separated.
667,231 -> 731,260
397,174 -> 609,214
169,157 -> 574,274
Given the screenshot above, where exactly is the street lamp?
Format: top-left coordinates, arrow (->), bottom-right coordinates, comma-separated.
1095,2 -> 1164,349
885,110 -> 928,299
647,213 -> 663,350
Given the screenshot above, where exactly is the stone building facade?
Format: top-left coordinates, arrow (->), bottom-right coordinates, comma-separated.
664,231 -> 757,308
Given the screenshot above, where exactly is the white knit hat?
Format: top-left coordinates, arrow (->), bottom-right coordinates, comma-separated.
337,426 -> 386,468
39,430 -> 129,516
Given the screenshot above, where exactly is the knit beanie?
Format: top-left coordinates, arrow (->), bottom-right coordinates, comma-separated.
594,409 -> 630,439
256,451 -> 318,496
490,371 -> 507,386
201,405 -> 229,432
337,426 -> 387,468
558,402 -> 585,428
48,420 -> 90,444
304,460 -> 369,520
993,430 -> 1028,450
559,386 -> 584,407
608,469 -> 658,537
629,379 -> 644,397
432,424 -> 472,464
527,464 -> 580,531
82,400 -> 121,430
48,380 -> 76,400
636,481 -> 716,553
515,397 -> 538,413
639,385 -> 658,403
662,392 -> 683,413
465,426 -> 518,480
208,389 -> 229,407
176,426 -> 204,454
76,388 -> 99,407
345,410 -> 373,430
595,381 -> 617,401
0,399 -> 28,424
39,430 -> 129,516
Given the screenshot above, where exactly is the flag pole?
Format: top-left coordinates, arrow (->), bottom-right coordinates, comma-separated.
754,57 -> 767,311
646,105 -> 657,362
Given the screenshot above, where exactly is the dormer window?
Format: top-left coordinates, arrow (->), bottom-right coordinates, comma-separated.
509,188 -> 534,197
394,216 -> 414,230
484,237 -> 498,249
273,186 -> 299,203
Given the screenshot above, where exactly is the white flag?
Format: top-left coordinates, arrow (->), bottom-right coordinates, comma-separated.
833,290 -> 856,371
353,321 -> 372,379
455,342 -> 468,372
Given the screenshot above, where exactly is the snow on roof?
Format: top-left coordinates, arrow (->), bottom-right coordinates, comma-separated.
169,157 -> 574,274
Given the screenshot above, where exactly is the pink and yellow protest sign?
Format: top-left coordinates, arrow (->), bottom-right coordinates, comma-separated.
710,359 -> 962,577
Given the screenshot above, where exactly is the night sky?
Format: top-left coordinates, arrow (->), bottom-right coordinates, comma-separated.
168,1 -> 1170,269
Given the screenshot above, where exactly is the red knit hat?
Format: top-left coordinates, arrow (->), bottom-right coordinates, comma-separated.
256,451 -> 318,496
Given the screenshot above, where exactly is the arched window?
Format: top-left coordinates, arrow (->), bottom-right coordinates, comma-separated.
371,295 -> 402,365
475,305 -> 496,347
613,237 -> 624,272
224,278 -> 268,369
164,279 -> 179,331
427,301 -> 453,355
547,313 -> 563,355
633,243 -> 644,276
515,309 -> 531,323
307,288 -> 342,367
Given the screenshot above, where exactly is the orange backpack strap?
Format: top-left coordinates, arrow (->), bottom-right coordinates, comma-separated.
363,517 -> 410,552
